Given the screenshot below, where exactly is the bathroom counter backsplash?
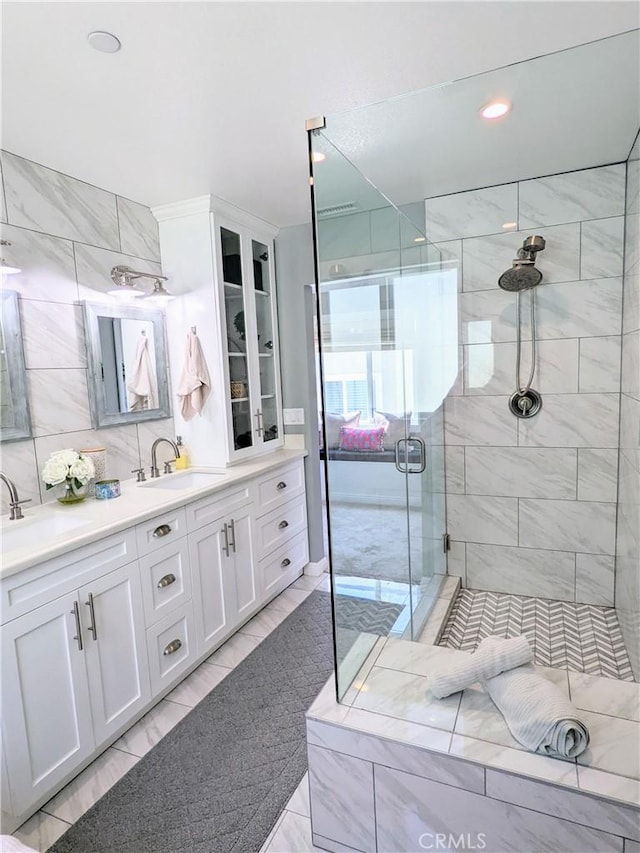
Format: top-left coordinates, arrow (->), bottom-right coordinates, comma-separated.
0,449 -> 307,578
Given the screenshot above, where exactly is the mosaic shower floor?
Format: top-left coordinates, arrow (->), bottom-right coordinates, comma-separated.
438,588 -> 635,681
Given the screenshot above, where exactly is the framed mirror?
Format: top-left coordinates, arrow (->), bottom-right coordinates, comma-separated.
82,301 -> 172,428
1,289 -> 32,442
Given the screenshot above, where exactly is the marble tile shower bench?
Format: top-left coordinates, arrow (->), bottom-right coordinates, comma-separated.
305,639 -> 640,853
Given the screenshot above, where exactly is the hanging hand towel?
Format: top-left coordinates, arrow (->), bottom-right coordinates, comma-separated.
177,330 -> 211,421
429,635 -> 533,699
127,333 -> 157,411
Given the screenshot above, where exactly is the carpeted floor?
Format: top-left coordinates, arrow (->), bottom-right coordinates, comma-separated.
48,590 -> 334,853
328,503 -> 423,583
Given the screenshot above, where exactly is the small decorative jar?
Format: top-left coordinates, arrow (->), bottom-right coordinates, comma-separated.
95,479 -> 121,500
230,381 -> 246,399
80,447 -> 107,498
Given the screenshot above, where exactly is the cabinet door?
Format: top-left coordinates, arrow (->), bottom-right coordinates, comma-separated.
189,521 -> 234,654
248,237 -> 283,450
217,222 -> 256,458
1,592 -> 94,817
79,565 -> 151,744
228,507 -> 258,621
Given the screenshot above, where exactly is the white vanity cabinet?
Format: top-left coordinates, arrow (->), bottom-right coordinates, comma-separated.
1,454 -> 309,832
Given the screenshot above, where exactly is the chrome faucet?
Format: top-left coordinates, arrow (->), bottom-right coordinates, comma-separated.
0,472 -> 31,520
150,438 -> 181,478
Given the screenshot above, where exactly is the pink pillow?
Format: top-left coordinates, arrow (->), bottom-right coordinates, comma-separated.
339,426 -> 385,452
325,411 -> 361,448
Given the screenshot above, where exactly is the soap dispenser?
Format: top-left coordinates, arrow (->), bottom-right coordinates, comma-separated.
174,436 -> 190,470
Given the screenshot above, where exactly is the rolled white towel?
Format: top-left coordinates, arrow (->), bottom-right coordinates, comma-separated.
485,663 -> 590,759
429,635 -> 533,699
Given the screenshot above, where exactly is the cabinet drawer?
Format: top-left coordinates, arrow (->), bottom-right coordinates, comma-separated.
255,461 -> 305,517
136,508 -> 187,557
260,531 -> 309,597
1,529 -> 137,624
139,540 -> 192,626
186,485 -> 251,532
255,496 -> 307,560
147,602 -> 196,697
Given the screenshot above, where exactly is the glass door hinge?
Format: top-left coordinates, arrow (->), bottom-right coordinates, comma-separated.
443,533 -> 451,552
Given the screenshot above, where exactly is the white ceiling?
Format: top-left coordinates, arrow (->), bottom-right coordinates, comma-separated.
2,1 -> 639,228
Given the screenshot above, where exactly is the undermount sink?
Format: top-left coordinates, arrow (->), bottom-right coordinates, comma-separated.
140,471 -> 225,491
1,513 -> 92,551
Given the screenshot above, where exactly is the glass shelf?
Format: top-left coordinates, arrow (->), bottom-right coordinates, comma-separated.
231,396 -> 249,403
224,282 -> 243,291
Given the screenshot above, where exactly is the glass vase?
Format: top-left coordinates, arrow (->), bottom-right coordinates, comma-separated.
57,479 -> 86,505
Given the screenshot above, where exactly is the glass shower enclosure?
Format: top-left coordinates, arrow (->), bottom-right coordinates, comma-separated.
308,128 -> 460,698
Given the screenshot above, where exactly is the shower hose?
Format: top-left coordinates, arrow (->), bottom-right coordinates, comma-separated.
515,289 -> 536,413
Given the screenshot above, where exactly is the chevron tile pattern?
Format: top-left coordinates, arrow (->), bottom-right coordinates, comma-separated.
439,589 -> 635,681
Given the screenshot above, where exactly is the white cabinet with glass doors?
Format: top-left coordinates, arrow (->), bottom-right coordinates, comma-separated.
214,216 -> 283,461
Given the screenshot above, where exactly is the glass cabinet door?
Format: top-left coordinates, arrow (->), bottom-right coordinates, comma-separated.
221,226 -> 254,452
252,240 -> 279,445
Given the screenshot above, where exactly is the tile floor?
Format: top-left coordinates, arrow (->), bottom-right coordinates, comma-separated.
439,588 -> 635,680
12,571 -> 330,853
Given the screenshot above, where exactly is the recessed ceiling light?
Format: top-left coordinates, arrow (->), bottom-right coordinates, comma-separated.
413,236 -> 427,243
480,100 -> 511,120
502,222 -> 518,230
88,31 -> 121,53
311,151 -> 326,163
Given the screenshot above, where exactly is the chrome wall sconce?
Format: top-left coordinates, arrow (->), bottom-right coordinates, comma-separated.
109,265 -> 174,304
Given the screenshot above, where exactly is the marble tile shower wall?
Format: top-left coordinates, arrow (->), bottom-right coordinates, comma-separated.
616,135 -> 640,677
0,150 -> 174,511
429,163 -> 628,607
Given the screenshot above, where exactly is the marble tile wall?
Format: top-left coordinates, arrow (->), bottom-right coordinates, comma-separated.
616,134 -> 640,678
0,151 -> 173,510
430,163 -> 629,606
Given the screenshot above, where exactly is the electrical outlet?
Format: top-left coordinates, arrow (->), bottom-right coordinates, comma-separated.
283,408 -> 305,425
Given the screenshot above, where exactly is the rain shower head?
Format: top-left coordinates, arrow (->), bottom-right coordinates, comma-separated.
498,235 -> 545,291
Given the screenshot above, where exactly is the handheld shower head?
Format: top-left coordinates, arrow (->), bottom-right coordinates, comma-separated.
498,235 -> 545,291
498,263 -> 543,291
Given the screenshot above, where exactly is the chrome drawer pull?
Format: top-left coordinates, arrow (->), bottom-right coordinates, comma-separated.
276,481 -> 287,490
278,520 -> 289,529
71,601 -> 83,651
281,558 -> 291,568
163,639 -> 182,656
228,518 -> 237,553
157,573 -> 177,589
222,522 -> 230,557
153,524 -> 172,538
85,592 -> 98,641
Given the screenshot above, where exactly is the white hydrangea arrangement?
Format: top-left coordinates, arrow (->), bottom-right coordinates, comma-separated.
42,449 -> 95,491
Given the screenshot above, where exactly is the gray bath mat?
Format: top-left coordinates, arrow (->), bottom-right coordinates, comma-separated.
48,590 -> 334,853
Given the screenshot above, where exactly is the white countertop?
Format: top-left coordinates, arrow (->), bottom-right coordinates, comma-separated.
0,450 -> 307,579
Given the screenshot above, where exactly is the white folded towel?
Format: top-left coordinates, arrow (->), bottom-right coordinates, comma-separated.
177,330 -> 211,421
485,663 -> 590,759
429,635 -> 533,699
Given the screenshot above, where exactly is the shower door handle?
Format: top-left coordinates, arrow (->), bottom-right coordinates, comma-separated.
407,437 -> 426,474
394,438 -> 408,474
